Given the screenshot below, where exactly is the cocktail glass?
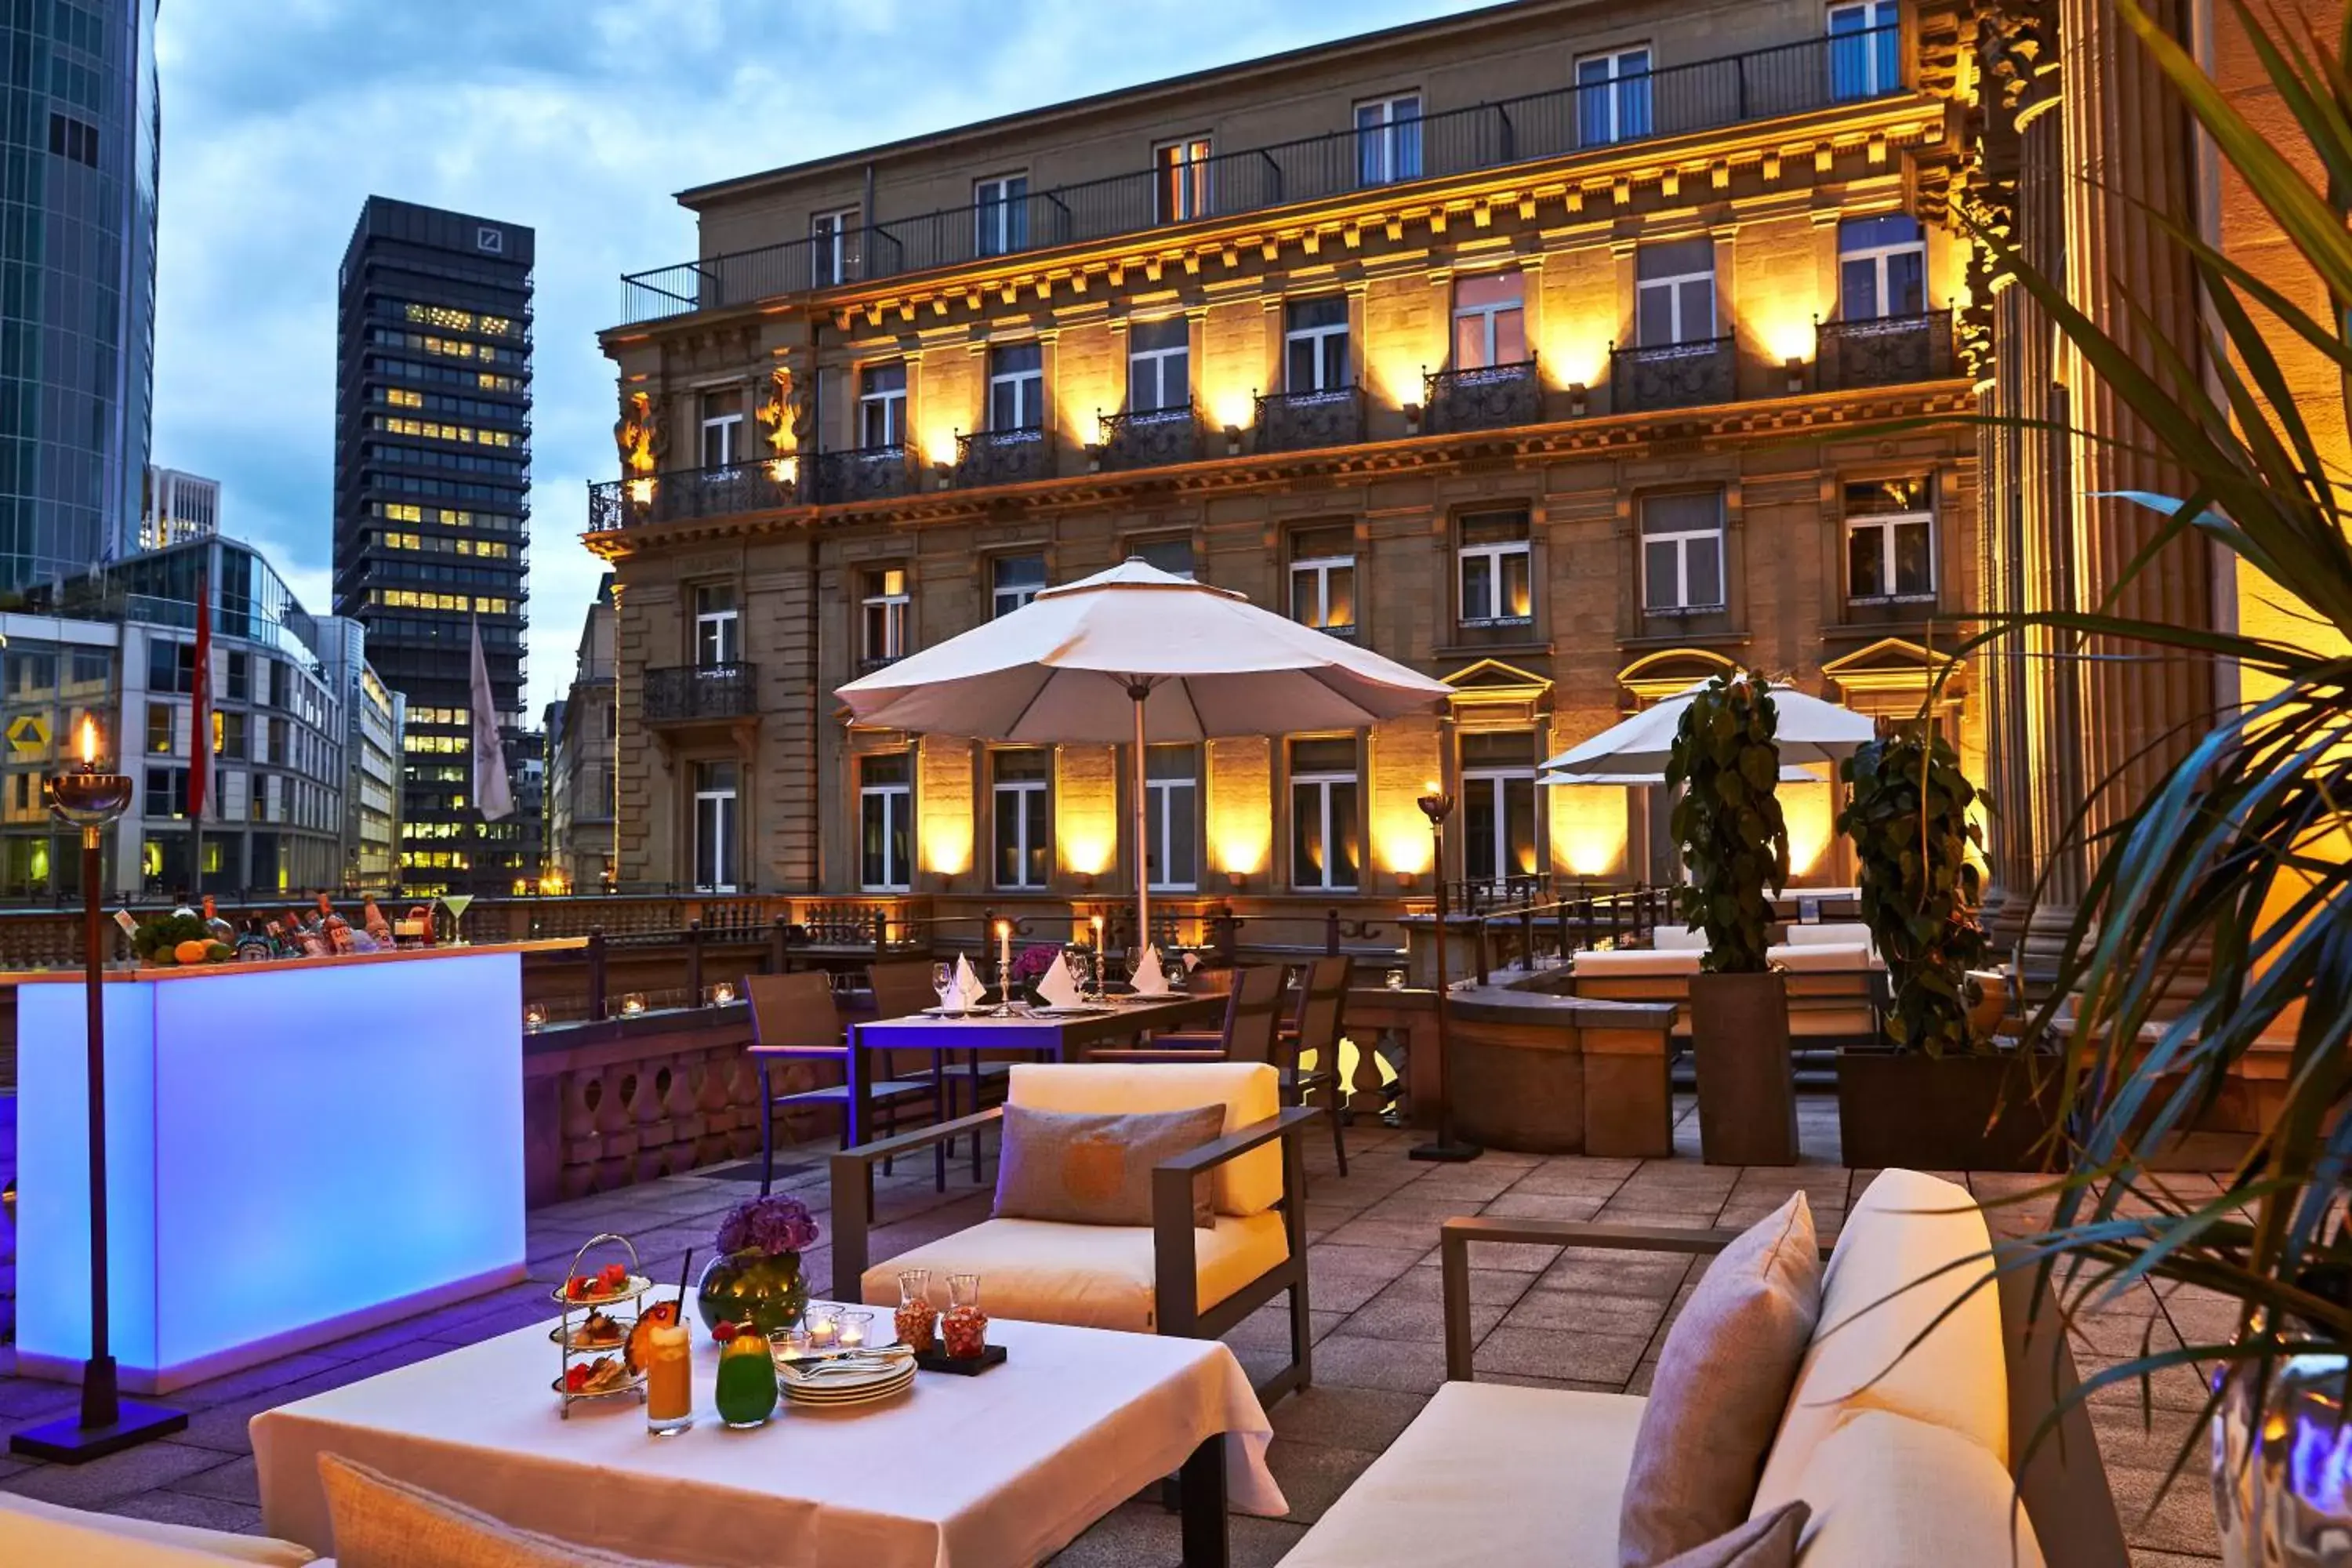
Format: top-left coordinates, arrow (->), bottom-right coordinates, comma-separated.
440,893 -> 475,946
644,1321 -> 693,1435
714,1331 -> 778,1428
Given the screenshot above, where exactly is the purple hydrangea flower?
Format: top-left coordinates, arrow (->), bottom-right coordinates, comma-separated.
1009,943 -> 1064,984
715,1193 -> 819,1258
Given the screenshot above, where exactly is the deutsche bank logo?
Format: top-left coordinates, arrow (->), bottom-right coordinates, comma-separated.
477,227 -> 504,255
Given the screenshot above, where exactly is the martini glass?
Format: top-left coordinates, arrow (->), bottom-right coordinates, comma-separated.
441,893 -> 476,946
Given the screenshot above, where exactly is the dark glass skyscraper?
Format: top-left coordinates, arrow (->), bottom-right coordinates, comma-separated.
0,0 -> 162,588
332,197 -> 532,896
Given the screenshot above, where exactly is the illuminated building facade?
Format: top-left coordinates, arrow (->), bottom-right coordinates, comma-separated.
590,0 -> 1987,924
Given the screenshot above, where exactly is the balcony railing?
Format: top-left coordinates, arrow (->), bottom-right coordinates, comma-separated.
1816,308 -> 1956,391
644,663 -> 757,724
586,462 -> 796,532
1098,405 -> 1204,470
954,426 -> 1052,488
618,27 -> 1907,323
1610,336 -> 1737,412
1424,357 -> 1542,434
1255,387 -> 1366,454
807,444 -> 918,505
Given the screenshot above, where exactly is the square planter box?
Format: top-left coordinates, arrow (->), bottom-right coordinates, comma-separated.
1836,1047 -> 2067,1172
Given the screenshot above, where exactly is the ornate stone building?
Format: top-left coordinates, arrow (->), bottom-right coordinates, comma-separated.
590,0 -> 1994,941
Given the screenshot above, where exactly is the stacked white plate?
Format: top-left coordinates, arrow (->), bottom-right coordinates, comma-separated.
778,1352 -> 916,1409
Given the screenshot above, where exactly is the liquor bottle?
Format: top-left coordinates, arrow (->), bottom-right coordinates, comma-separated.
263,919 -> 287,957
235,920 -> 273,964
361,895 -> 392,945
201,896 -> 235,947
324,914 -> 356,956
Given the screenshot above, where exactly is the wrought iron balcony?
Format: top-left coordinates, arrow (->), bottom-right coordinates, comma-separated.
954,426 -> 1053,488
1097,405 -> 1204,470
1254,387 -> 1366,454
1609,336 -> 1737,412
586,462 -> 796,532
807,444 -> 917,505
619,26 -> 1907,324
1424,357 -> 1543,434
1815,309 -> 1956,391
643,663 -> 757,724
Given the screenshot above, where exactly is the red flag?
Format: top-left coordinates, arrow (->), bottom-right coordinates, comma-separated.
189,568 -> 210,822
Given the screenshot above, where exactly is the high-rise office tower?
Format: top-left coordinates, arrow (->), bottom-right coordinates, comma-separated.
0,0 -> 162,587
332,197 -> 532,896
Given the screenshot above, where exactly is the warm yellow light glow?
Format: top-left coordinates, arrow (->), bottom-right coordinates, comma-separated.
922,423 -> 960,468
78,715 -> 96,766
1371,350 -> 1425,416
1061,832 -> 1114,877
1740,303 -> 1817,373
626,477 -> 655,506
1203,382 -> 1258,437
768,455 -> 798,487
921,813 -> 973,877
1378,824 -> 1433,877
1055,748 -> 1120,877
1784,779 -> 1836,879
994,919 -> 1011,939
1422,779 -> 1441,797
1550,783 -> 1628,878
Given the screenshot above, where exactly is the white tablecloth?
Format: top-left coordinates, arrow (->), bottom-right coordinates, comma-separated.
252,1314 -> 1286,1567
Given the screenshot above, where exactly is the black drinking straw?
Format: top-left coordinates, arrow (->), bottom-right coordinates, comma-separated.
673,1248 -> 695,1318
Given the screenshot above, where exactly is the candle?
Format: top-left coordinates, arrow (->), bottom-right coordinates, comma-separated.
805,1316 -> 837,1350
78,715 -> 98,767
996,919 -> 1011,975
837,1310 -> 872,1348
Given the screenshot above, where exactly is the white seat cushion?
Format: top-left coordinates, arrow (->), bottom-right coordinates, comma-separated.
1007,1062 -> 1281,1216
1782,924 -> 1875,948
863,1212 -> 1288,1334
1785,1410 -> 2045,1567
1282,1382 -> 1646,1568
0,1491 -> 318,1566
1753,1171 -> 2008,1512
1653,926 -> 1710,950
1574,949 -> 1703,977
1767,944 -> 1878,972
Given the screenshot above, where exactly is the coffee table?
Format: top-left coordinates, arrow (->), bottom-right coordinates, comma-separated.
252,1312 -> 1286,1567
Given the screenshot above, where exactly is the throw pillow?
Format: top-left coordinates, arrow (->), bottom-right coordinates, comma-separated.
1617,1192 -> 1824,1567
318,1454 -> 687,1568
1652,1502 -> 1810,1568
992,1102 -> 1226,1227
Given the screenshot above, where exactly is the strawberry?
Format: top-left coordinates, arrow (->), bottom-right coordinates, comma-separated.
597,1262 -> 628,1290
564,1364 -> 589,1392
565,1276 -> 591,1300
712,1320 -> 738,1343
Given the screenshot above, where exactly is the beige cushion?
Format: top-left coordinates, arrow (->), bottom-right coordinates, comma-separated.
862,1211 -> 1287,1333
1783,1410 -> 2045,1567
1657,1503 -> 1809,1567
993,1101 -> 1224,1227
0,1491 -> 318,1566
1006,1062 -> 1281,1217
1781,924 -> 1874,948
1281,1382 -> 1646,1568
318,1454 -> 685,1568
1653,925 -> 1710,950
1752,1171 -> 2007,1513
1575,949 -> 1703,977
1620,1193 -> 1822,1566
1766,944 -> 1878,972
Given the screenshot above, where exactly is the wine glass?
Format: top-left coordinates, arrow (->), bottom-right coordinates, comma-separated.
440,892 -> 475,946
931,961 -> 954,1011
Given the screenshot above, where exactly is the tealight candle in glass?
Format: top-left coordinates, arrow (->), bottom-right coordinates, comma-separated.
803,1305 -> 840,1352
619,992 -> 648,1017
837,1309 -> 873,1350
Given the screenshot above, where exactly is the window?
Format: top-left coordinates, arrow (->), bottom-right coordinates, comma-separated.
1290,738 -> 1360,892
693,583 -> 740,667
1458,510 -> 1534,626
1355,95 -> 1422,186
692,760 -> 739,892
1641,490 -> 1726,612
1637,240 -> 1716,347
1846,477 -> 1935,601
147,701 -> 174,755
1576,47 -> 1653,146
1289,524 -> 1357,634
1461,731 -> 1539,892
1838,214 -> 1926,319
1146,745 -> 1200,891
1131,535 -> 1195,580
699,389 -> 743,470
147,639 -> 195,695
811,205 -> 859,288
1156,137 -> 1212,223
991,750 -> 1051,889
975,173 -> 1029,258
268,717 -> 289,765
1453,272 -> 1527,369
216,711 -> 247,762
858,753 -> 913,891
1127,318 -> 1190,414
859,362 -> 907,448
47,111 -> 97,168
862,568 -> 910,664
143,767 -> 189,819
226,652 -> 249,701
992,554 -> 1046,619
1285,297 -> 1352,394
989,343 -> 1045,432
1828,0 -> 1901,100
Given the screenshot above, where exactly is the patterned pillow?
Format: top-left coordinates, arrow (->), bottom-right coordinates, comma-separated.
992,1102 -> 1225,1228
318,1454 -> 688,1567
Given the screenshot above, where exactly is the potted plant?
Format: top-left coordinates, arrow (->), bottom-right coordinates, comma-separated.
695,1193 -> 818,1338
1665,669 -> 1797,1166
1831,726 -> 2054,1168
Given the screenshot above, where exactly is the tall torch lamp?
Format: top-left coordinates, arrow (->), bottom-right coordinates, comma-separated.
1407,779 -> 1483,1163
11,716 -> 189,1462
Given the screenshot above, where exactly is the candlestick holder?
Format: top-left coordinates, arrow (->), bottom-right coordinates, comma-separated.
991,950 -> 1016,1018
1409,782 -> 1483,1166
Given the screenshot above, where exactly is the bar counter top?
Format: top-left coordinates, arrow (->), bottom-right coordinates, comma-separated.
3,936 -> 588,985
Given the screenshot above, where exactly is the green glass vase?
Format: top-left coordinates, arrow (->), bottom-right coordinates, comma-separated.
695,1249 -> 808,1338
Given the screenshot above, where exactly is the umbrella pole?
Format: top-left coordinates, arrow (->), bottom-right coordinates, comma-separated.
1130,684 -> 1149,965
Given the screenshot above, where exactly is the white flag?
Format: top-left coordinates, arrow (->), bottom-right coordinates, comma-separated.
470,618 -> 514,822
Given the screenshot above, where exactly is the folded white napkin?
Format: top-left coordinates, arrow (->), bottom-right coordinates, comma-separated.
1034,953 -> 1084,1009
1130,943 -> 1171,996
952,953 -> 987,1009
1181,951 -> 1202,972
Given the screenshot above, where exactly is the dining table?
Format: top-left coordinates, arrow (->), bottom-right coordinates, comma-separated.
845,993 -> 1226,1149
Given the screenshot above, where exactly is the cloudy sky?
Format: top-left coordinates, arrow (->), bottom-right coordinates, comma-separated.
150,0 -> 1485,716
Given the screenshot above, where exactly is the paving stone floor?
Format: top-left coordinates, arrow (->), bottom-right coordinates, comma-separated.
0,1095 -> 2227,1565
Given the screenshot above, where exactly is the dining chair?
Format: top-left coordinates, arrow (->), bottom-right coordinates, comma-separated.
865,956 -> 1010,1187
1097,962 -> 1287,1065
746,971 -> 938,1195
1278,954 -> 1353,1176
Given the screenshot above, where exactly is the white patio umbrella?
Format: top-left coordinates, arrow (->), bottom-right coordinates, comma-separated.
1538,764 -> 1825,787
1540,680 -> 1875,777
835,558 -> 1454,944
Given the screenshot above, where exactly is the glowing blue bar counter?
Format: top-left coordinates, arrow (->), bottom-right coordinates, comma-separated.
14,941 -> 575,1393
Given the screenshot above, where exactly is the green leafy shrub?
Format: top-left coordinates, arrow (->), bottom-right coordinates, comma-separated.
1838,726 -> 1991,1055
1665,670 -> 1789,974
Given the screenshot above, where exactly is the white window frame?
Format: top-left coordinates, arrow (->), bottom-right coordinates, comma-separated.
1461,759 -> 1538,892
991,554 -> 1046,619
699,390 -> 743,470
1838,219 -> 1927,321
810,205 -> 859,288
858,761 -> 913,892
1290,548 -> 1357,633
1636,261 -> 1717,347
1127,321 -> 1191,414
1285,303 -> 1352,394
1290,749 -> 1361,894
1453,271 -> 1526,370
692,763 -> 739,894
861,568 -> 910,664
1641,492 -> 1727,612
1574,45 -> 1653,146
991,753 -> 1051,891
1155,136 -> 1213,223
1846,493 -> 1937,603
858,362 -> 907,448
1355,94 -> 1422,186
989,347 -> 1046,432
1828,0 -> 1901,97
1145,746 -> 1200,892
693,584 -> 739,667
975,172 -> 1029,258
1457,532 -> 1533,625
